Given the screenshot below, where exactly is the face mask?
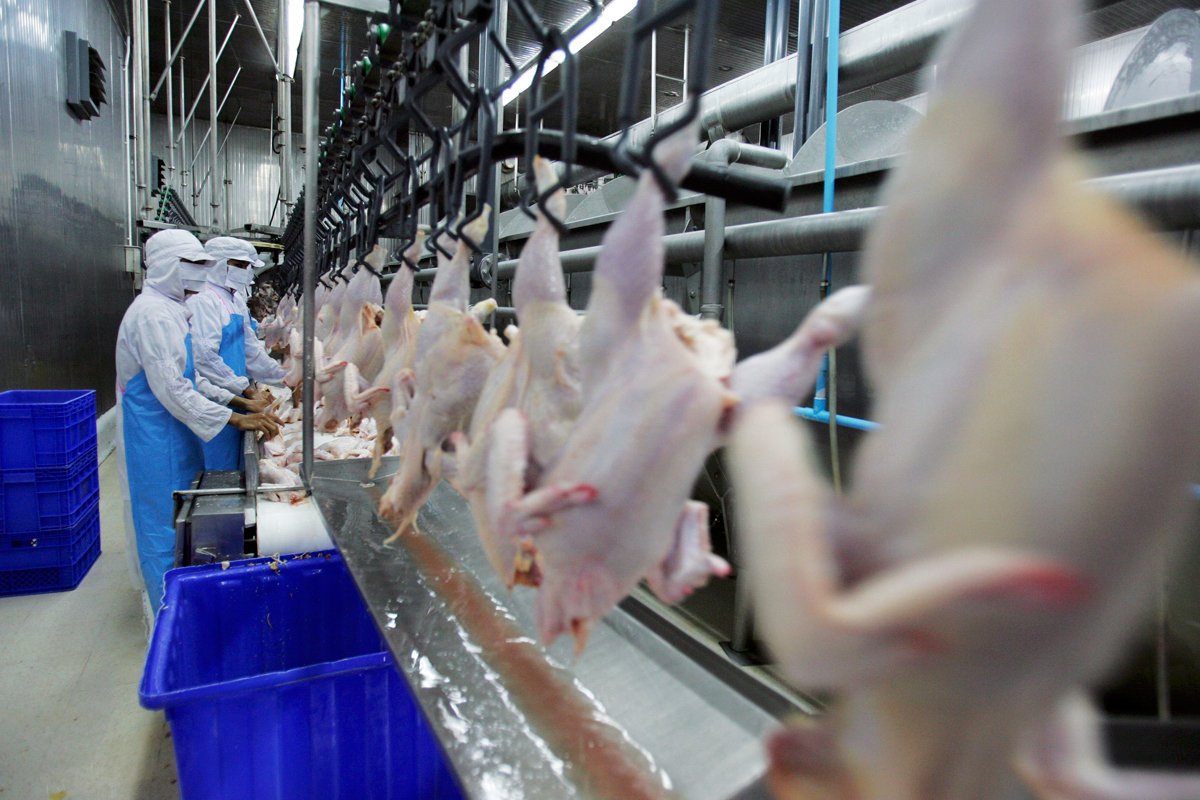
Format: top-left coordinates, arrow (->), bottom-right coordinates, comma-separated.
178,261 -> 210,294
226,266 -> 254,289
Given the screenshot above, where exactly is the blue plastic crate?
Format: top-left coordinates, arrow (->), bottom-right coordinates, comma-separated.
0,504 -> 99,570
0,535 -> 100,597
140,553 -> 463,800
0,390 -> 96,471
0,447 -> 99,535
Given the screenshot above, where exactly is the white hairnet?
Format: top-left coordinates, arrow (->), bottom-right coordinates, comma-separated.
205,236 -> 263,291
144,230 -> 212,302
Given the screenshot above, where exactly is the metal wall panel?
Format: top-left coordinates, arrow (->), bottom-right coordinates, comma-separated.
151,114 -> 303,230
0,0 -> 134,411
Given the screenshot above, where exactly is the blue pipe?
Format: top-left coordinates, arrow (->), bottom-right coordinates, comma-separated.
812,0 -> 841,417
794,407 -> 879,432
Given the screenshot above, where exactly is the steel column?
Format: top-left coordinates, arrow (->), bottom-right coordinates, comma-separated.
302,0 -> 321,483
650,28 -> 657,126
165,0 -> 175,185
131,0 -> 144,214
208,0 -> 221,230
180,57 -> 188,189
141,0 -> 153,215
278,0 -> 294,215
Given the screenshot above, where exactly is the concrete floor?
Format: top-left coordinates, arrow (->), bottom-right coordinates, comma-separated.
0,454 -> 179,800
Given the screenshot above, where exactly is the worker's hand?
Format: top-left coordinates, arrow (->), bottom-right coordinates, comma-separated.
229,411 -> 283,440
230,394 -> 271,414
243,385 -> 269,404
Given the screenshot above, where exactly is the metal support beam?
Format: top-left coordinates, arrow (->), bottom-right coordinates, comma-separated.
650,28 -> 657,127
149,0 -> 204,101
302,0 -> 320,483
208,0 -> 220,229
141,0 -> 153,214
165,0 -> 175,184
187,64 -> 243,170
180,56 -> 188,189
177,13 -> 239,140
278,0 -> 294,215
131,1 -> 145,213
242,0 -> 281,74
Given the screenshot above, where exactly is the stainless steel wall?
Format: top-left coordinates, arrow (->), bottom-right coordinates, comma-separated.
0,0 -> 134,412
151,114 -> 304,230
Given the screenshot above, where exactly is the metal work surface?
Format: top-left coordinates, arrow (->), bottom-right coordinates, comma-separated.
310,457 -> 780,800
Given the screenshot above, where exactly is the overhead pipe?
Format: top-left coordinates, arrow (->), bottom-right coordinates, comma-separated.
149,0 -> 205,101
456,164 -> 1200,283
500,0 -> 1130,204
699,141 -> 789,322
791,0 -> 815,153
759,0 -> 791,149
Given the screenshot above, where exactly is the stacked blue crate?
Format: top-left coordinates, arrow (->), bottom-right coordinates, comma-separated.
0,390 -> 101,596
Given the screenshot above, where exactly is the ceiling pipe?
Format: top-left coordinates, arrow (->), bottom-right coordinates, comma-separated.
499,0 -> 1129,206
699,141 -> 790,322
462,163 -> 1200,283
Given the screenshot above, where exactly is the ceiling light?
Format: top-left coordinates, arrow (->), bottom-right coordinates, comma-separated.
500,0 -> 638,107
284,0 -> 305,79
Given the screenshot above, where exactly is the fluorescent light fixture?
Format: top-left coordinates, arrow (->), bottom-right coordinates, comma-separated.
500,0 -> 638,107
284,0 -> 305,79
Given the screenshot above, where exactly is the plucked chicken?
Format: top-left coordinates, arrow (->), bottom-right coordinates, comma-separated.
727,1 -> 1200,797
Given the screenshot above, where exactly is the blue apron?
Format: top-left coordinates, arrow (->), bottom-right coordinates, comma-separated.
201,290 -> 248,471
122,334 -> 206,612
249,316 -> 258,334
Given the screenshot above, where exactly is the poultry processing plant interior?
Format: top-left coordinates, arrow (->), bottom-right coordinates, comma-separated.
1,0 -> 1200,797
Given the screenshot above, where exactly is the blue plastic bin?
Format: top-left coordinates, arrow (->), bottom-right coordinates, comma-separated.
0,502 -> 100,569
0,447 -> 99,534
140,552 -> 463,800
0,390 -> 96,470
0,534 -> 100,597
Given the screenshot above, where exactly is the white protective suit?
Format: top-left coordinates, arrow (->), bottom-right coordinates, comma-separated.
188,237 -> 285,394
115,229 -> 235,623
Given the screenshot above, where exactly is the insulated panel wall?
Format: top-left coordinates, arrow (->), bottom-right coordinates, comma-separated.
150,114 -> 303,230
0,0 -> 133,411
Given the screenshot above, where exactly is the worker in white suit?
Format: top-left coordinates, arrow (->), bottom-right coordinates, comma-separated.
115,230 -> 281,618
189,237 -> 286,470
